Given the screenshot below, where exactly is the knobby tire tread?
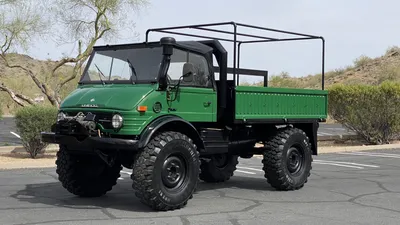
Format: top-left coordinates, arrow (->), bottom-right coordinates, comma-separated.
131,131 -> 200,211
262,127 -> 313,191
56,145 -> 122,197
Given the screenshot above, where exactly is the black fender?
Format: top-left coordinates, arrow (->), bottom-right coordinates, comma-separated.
137,115 -> 205,151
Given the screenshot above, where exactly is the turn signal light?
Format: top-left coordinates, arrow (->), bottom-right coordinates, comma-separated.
137,105 -> 147,112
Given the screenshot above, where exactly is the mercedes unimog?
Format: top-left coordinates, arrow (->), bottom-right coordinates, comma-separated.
41,22 -> 328,211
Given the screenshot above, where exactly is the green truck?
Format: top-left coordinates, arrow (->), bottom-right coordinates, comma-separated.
41,22 -> 328,211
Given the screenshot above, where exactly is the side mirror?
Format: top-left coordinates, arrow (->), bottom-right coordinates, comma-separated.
182,63 -> 195,82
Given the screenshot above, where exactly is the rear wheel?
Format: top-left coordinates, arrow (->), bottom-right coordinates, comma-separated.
56,145 -> 122,197
199,153 -> 239,183
131,131 -> 200,211
262,127 -> 312,190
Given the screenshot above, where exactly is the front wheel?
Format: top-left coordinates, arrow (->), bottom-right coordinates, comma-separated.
262,127 -> 312,191
131,131 -> 200,211
55,145 -> 122,197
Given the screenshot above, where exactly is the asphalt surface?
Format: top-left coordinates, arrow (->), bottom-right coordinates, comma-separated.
0,117 -> 21,146
0,117 -> 355,146
1,149 -> 400,225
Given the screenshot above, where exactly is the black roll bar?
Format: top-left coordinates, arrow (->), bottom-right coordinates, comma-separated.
145,21 -> 325,90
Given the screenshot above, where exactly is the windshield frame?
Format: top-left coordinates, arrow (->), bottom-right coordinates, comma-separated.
78,41 -> 163,85
78,40 -> 216,87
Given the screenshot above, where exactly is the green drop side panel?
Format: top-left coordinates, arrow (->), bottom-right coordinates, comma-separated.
235,86 -> 328,120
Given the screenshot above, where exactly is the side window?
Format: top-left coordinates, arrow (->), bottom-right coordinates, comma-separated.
168,48 -> 212,88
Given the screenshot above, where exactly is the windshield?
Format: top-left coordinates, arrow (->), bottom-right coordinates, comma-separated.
80,47 -> 163,84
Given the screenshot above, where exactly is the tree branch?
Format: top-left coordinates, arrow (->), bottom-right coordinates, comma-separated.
0,83 -> 34,106
51,57 -> 80,76
0,54 -> 59,106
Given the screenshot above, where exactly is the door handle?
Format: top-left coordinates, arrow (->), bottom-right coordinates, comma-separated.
203,101 -> 211,107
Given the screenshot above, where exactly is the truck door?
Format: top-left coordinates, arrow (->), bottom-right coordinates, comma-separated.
166,49 -> 217,122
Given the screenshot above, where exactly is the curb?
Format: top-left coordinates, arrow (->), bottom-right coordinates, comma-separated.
318,143 -> 400,154
317,134 -> 360,141
0,144 -> 59,154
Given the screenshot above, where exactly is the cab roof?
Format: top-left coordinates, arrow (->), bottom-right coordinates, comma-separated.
92,40 -> 213,56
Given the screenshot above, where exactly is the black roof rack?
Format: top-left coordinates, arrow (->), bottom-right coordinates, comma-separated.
145,21 -> 325,90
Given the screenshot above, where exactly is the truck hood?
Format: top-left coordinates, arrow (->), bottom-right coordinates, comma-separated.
60,84 -> 155,111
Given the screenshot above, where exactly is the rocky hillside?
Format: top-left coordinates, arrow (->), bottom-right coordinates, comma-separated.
250,46 -> 400,89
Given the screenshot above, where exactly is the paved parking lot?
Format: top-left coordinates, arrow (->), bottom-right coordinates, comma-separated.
1,149 -> 400,225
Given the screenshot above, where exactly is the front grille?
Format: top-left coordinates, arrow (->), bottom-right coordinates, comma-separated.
64,111 -> 114,130
55,120 -> 90,138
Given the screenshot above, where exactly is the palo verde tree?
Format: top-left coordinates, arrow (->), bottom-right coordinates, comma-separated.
0,0 -> 149,108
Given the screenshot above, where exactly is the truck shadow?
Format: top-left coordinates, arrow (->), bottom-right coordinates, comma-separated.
9,175 -> 275,212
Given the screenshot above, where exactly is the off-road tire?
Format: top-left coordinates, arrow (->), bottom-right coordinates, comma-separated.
131,131 -> 200,211
199,154 -> 239,183
262,127 -> 312,191
55,145 -> 122,197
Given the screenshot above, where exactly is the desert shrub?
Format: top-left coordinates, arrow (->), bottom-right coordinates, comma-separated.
353,55 -> 372,68
376,64 -> 400,83
385,46 -> 400,56
14,105 -> 58,158
328,81 -> 400,144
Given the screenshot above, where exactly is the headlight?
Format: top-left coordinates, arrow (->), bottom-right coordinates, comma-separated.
57,112 -> 66,122
111,114 -> 123,129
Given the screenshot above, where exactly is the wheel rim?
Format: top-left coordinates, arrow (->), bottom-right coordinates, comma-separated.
161,155 -> 187,190
212,154 -> 228,168
286,145 -> 304,175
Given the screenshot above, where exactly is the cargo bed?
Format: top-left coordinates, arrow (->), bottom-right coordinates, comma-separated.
234,86 -> 328,122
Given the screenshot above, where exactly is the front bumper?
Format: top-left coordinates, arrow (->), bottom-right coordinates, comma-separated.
41,132 -> 139,151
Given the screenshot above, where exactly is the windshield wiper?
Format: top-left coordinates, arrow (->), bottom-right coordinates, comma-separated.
127,58 -> 137,84
94,63 -> 106,86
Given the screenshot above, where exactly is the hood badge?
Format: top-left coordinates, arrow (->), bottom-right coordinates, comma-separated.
80,98 -> 98,107
81,104 -> 98,108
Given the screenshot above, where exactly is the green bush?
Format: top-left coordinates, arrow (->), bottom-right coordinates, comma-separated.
14,105 -> 58,158
328,81 -> 400,144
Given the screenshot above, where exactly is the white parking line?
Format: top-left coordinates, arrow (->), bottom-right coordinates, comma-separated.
313,161 -> 363,169
355,152 -> 400,157
314,159 -> 380,168
121,171 -> 132,175
236,166 -> 263,172
338,152 -> 400,159
325,128 -> 347,131
10,131 -> 21,139
318,132 -> 334,136
235,170 -> 256,175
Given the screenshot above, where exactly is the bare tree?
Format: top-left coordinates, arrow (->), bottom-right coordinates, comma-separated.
0,0 -> 148,108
